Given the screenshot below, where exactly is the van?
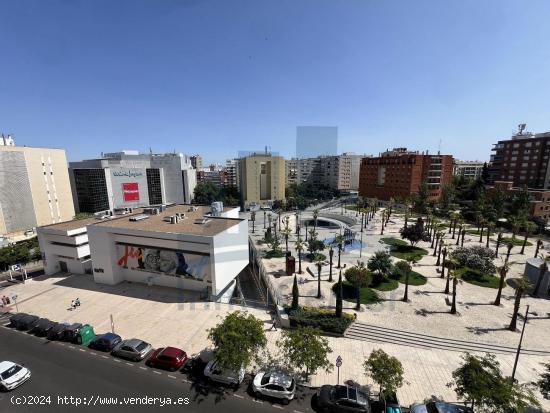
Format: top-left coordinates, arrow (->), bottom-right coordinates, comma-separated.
73,324 -> 95,346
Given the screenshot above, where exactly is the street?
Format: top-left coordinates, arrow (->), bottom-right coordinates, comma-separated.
0,321 -> 316,413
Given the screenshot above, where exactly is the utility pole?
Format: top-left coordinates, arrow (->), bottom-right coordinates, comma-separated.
511,305 -> 530,382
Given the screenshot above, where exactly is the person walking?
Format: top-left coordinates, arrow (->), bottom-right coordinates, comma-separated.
270,317 -> 277,331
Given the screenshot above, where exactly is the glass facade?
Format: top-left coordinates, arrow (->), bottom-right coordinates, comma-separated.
73,169 -> 109,213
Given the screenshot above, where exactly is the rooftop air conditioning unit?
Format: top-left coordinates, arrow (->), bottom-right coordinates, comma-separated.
129,214 -> 150,222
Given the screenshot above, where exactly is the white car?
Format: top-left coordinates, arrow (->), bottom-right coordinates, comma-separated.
0,361 -> 31,391
203,360 -> 245,388
252,370 -> 295,404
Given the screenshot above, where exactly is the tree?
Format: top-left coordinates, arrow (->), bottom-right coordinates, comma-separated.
313,209 -> 319,232
281,225 -> 292,253
367,251 -> 392,284
335,270 -> 343,318
509,277 -> 531,331
314,255 -> 324,299
335,234 -> 345,268
400,217 -> 427,246
193,182 -> 219,205
537,362 -> 550,400
451,245 -> 496,275
450,266 -> 462,315
534,238 -> 543,258
415,181 -> 429,213
494,261 -> 511,306
394,260 -> 412,302
363,349 -> 404,396
533,255 -> 548,297
294,236 -> 305,274
277,326 -> 333,382
291,275 -> 299,311
520,221 -> 536,255
345,261 -> 371,310
207,311 -> 267,371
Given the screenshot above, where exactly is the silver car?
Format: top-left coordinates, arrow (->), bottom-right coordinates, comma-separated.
252,370 -> 295,404
203,360 -> 245,388
111,339 -> 153,361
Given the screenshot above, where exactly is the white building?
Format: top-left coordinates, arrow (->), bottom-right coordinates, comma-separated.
38,204 -> 248,302
453,160 -> 485,180
69,151 -> 197,213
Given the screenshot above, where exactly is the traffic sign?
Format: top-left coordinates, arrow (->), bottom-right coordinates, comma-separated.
336,355 -> 342,367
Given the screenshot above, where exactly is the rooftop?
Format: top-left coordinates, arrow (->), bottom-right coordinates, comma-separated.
92,204 -> 242,236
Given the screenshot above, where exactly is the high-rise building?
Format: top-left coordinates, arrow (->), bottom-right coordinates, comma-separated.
0,135 -> 75,234
453,160 -> 485,180
359,148 -> 453,201
225,159 -> 239,188
69,151 -> 196,213
489,124 -> 550,188
190,155 -> 203,170
238,152 -> 285,208
296,126 -> 338,158
285,153 -> 363,191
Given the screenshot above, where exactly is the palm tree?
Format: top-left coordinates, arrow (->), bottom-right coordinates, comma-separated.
509,277 -> 531,331
250,211 -> 256,233
314,255 -> 324,299
440,246 -> 447,279
281,226 -> 292,253
335,234 -> 345,268
535,238 -> 543,258
328,247 -> 334,282
520,221 -> 536,255
436,239 -> 445,266
494,260 -> 511,306
367,251 -> 392,284
455,219 -> 464,246
433,232 -> 440,256
450,268 -> 462,315
505,242 -> 514,264
495,231 -> 503,258
346,261 -> 371,310
444,258 -> 459,295
460,227 -> 466,247
335,270 -> 343,318
395,260 -> 412,302
533,254 -> 548,297
294,236 -> 305,274
451,212 -> 460,239
313,209 -> 319,233
485,221 -> 494,248
509,215 -> 522,241
478,217 -> 486,243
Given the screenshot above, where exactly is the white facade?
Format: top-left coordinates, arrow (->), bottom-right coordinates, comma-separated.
453,160 -> 485,180
38,205 -> 247,302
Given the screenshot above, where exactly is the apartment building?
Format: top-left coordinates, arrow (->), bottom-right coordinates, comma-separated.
359,148 -> 453,201
225,159 -> 239,188
190,155 -> 203,170
489,124 -> 550,189
453,160 -> 485,180
285,153 -> 363,191
238,153 -> 285,208
0,134 -> 75,235
490,181 -> 550,221
69,151 -> 196,213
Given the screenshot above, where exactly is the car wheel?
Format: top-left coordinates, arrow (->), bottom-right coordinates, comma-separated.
254,391 -> 262,399
281,398 -> 289,405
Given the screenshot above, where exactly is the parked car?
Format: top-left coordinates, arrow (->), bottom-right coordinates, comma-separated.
61,323 -> 83,342
380,391 -> 402,413
317,385 -> 371,413
111,339 -> 153,361
47,322 -> 71,341
29,319 -> 56,336
146,347 -> 187,371
0,361 -> 31,391
410,402 -> 473,413
252,370 -> 295,404
88,333 -> 122,352
8,313 -> 28,328
203,359 -> 245,388
15,315 -> 39,331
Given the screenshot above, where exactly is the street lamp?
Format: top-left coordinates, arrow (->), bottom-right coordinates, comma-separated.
511,305 -> 530,382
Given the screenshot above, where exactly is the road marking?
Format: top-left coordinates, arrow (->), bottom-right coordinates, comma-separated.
153,371 -> 162,375
90,352 -> 97,356
68,346 -> 75,349
233,394 -> 244,399
114,359 -> 121,363
253,399 -> 263,404
168,375 -> 177,379
139,367 -> 147,370
79,349 -> 85,352
272,405 -> 283,410
125,363 -> 133,366
101,355 -> 109,359
293,410 -> 304,413
182,379 -> 191,383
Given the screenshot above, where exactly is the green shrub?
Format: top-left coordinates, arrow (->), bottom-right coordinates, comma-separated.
332,281 -> 381,305
286,306 -> 354,335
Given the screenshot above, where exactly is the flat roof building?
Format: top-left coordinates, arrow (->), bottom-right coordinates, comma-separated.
359,148 -> 453,201
69,151 -> 197,213
238,152 -> 285,209
0,135 -> 75,235
38,204 -> 248,302
453,160 -> 485,180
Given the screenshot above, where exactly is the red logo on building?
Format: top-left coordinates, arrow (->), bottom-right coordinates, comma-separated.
122,182 -> 139,202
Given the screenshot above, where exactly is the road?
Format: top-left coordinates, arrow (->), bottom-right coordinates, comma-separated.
0,319 -> 316,413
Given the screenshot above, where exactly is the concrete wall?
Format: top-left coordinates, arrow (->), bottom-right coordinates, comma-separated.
524,258 -> 550,295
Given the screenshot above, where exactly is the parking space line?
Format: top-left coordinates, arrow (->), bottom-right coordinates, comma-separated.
293,410 -> 304,413
101,355 -> 109,359
125,363 -> 133,366
233,394 -> 244,399
153,371 -> 162,375
168,375 -> 177,379
253,399 -> 263,404
68,346 -> 75,349
114,359 -> 121,363
139,367 -> 147,370
90,352 -> 97,355
272,405 -> 283,410
182,379 -> 191,383
79,349 -> 86,352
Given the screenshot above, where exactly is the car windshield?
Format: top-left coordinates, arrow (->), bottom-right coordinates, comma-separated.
261,374 -> 271,385
1,365 -> 22,380
135,342 -> 148,352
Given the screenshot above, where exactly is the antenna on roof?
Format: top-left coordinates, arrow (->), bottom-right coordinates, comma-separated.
438,138 -> 442,153
149,147 -> 152,155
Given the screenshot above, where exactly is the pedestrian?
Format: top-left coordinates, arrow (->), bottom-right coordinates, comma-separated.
75,298 -> 81,307
270,318 -> 277,331
353,313 -> 357,321
70,300 -> 75,310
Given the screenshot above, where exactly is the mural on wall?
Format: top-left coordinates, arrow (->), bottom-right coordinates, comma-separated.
122,182 -> 140,202
116,244 -> 209,280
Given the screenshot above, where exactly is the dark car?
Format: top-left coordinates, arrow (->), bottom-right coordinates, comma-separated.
88,333 -> 122,352
145,347 -> 187,371
9,313 -> 28,328
29,318 -> 57,336
16,315 -> 40,331
47,322 -> 70,340
317,385 -> 371,413
61,323 -> 83,342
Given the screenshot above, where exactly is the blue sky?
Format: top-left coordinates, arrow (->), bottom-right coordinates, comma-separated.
1,0 -> 550,165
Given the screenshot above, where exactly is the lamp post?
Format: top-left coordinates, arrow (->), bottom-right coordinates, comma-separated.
511,305 -> 530,382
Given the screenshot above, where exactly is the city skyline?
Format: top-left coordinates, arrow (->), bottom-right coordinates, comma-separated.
2,1 -> 550,164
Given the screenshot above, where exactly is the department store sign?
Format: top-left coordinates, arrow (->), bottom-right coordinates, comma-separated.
113,170 -> 143,178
